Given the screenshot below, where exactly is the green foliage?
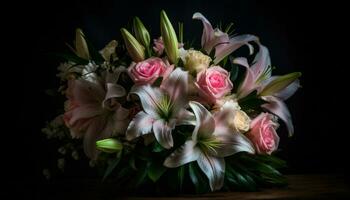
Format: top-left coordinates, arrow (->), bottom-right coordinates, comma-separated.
238,90 -> 267,113
230,59 -> 239,83
177,165 -> 185,191
225,152 -> 287,191
189,162 -> 210,193
152,77 -> 164,88
152,141 -> 165,153
102,152 -> 122,181
148,161 -> 167,182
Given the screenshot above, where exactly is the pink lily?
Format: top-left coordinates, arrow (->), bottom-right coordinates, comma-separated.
164,101 -> 255,191
126,68 -> 194,149
63,68 -> 130,159
193,12 -> 258,64
235,45 -> 301,136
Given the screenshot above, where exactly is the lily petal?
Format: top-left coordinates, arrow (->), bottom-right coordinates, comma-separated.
67,79 -> 105,105
102,83 -> 126,109
176,109 -> 196,126
160,67 -> 188,107
126,111 -> 154,140
153,119 -> 174,149
68,104 -> 104,125
214,34 -> 259,64
213,130 -> 255,157
189,101 -> 215,141
274,79 -> 301,100
251,45 -> 271,79
164,140 -> 200,167
130,85 -> 162,117
192,12 -> 215,53
105,67 -> 126,84
83,116 -> 106,160
197,154 -> 225,191
234,57 -> 256,99
262,96 -> 294,136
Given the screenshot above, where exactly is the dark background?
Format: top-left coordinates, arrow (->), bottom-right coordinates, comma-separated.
15,0 -> 349,198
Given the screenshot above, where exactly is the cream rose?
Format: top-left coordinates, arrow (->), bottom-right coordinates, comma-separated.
184,50 -> 212,73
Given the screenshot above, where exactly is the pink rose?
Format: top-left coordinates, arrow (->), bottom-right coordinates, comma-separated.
246,113 -> 279,155
128,57 -> 168,85
195,66 -> 233,104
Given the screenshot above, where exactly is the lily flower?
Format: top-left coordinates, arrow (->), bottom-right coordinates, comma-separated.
235,45 -> 301,136
126,68 -> 194,149
164,101 -> 255,191
193,12 -> 258,64
63,68 -> 130,159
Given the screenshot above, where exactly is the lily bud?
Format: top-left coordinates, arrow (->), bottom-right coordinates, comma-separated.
160,10 -> 179,64
259,72 -> 302,96
96,138 -> 123,153
133,17 -> 150,48
75,28 -> 90,60
120,28 -> 145,62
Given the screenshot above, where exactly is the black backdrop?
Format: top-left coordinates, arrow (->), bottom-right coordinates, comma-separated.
17,0 -> 349,197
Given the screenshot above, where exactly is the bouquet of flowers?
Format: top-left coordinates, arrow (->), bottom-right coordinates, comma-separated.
42,10 -> 301,194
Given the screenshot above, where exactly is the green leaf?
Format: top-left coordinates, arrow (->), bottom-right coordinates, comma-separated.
226,164 -> 257,191
230,62 -> 239,83
102,153 -> 122,181
255,154 -> 287,169
209,47 -> 216,61
234,153 -> 287,186
189,162 -> 209,193
117,166 -> 132,179
152,77 -> 164,88
147,161 -> 167,182
128,154 -> 137,170
132,161 -> 150,187
222,56 -> 229,68
238,90 -> 267,112
177,165 -> 185,191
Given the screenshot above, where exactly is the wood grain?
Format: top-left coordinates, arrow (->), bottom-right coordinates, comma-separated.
37,174 -> 350,200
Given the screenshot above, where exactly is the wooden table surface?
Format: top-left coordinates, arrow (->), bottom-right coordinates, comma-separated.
36,174 -> 350,200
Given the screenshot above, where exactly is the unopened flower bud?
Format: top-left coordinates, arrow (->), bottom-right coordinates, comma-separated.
120,28 -> 145,62
96,138 -> 123,153
133,17 -> 150,48
75,28 -> 90,60
160,10 -> 179,64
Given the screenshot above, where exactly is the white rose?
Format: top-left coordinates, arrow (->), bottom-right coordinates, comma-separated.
220,99 -> 251,133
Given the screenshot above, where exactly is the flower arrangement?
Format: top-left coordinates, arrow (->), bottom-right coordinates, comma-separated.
42,10 -> 301,194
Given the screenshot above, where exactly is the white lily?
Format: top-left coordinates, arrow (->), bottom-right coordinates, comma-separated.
193,13 -> 258,64
126,68 -> 194,149
235,45 -> 301,136
164,101 -> 255,191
